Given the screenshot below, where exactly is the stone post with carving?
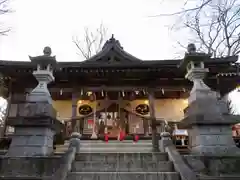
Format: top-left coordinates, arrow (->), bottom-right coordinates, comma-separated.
7,47 -> 62,156
179,44 -> 240,155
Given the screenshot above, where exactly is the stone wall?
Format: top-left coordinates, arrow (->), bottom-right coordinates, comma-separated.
0,156 -> 62,177
184,155 -> 240,176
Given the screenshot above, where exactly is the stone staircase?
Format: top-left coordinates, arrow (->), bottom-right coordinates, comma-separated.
58,140 -> 181,180
67,152 -> 180,180
55,140 -> 154,153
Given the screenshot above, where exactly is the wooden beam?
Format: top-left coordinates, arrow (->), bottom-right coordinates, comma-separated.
47,86 -> 192,92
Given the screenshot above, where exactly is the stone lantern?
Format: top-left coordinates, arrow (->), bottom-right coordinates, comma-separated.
27,46 -> 57,103
179,44 -> 213,104
179,43 -> 240,155
7,47 -> 62,157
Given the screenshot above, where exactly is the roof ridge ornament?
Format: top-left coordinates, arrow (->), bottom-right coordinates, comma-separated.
187,43 -> 196,54
102,34 -> 123,50
43,46 -> 52,56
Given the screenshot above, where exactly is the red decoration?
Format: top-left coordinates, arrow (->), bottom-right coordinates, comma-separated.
88,119 -> 93,124
104,134 -> 109,143
134,135 -> 139,142
119,131 -> 125,141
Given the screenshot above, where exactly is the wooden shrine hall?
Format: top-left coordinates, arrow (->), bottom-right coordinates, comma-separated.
0,35 -> 239,140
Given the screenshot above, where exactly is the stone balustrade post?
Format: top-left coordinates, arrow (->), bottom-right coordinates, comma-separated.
69,132 -> 81,153
159,132 -> 172,152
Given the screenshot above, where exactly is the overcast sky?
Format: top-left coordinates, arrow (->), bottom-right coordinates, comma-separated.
0,0 -> 239,113
0,0 -> 188,62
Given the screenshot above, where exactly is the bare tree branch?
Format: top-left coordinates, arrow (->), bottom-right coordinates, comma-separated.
72,23 -> 108,60
150,0 -> 212,17
173,0 -> 240,57
0,0 -> 12,35
163,0 -> 240,113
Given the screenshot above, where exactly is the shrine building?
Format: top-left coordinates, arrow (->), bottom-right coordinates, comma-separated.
0,36 -> 239,139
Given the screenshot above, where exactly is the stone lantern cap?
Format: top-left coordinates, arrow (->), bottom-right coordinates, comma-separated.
29,46 -> 57,69
179,43 -> 211,70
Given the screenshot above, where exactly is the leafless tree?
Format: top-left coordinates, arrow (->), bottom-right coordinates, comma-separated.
0,0 -> 11,35
182,0 -> 240,57
156,0 -> 240,114
155,0 -> 213,17
165,0 -> 240,58
73,23 -> 108,60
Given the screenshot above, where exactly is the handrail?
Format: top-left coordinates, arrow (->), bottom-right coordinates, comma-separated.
45,132 -> 81,180
160,132 -> 198,180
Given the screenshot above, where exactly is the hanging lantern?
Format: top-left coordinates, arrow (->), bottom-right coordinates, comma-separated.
107,114 -> 111,119
105,92 -> 109,100
161,88 -> 165,95
130,92 -> 135,101
79,105 -> 93,115
0,74 -> 8,98
236,84 -> 240,92
135,104 -> 150,115
142,89 -> 146,95
89,93 -> 95,102
0,85 -> 8,98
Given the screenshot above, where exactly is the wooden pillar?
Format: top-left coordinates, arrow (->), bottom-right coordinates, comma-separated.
71,92 -> 78,132
148,88 -> 159,152
143,118 -> 148,136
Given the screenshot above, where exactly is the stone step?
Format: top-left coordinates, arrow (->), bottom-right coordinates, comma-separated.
64,140 -> 153,146
72,160 -> 174,172
67,172 -> 180,180
74,152 -> 169,162
0,176 -> 43,180
0,150 -> 7,155
55,140 -> 154,153
55,147 -> 153,153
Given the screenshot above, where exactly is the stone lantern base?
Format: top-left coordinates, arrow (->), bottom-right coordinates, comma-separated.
180,99 -> 240,156
6,102 -> 62,156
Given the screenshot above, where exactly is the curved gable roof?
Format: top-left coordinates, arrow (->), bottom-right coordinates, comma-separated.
81,34 -> 142,64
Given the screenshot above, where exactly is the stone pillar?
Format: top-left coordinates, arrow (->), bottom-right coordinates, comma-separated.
91,93 -> 98,139
148,89 -> 159,152
179,43 -> 240,156
7,47 -> 62,156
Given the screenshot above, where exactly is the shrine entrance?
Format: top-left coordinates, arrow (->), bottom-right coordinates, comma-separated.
98,103 -> 127,138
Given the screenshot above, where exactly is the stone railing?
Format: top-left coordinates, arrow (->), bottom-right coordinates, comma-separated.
46,132 -> 80,180
160,132 -> 198,180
